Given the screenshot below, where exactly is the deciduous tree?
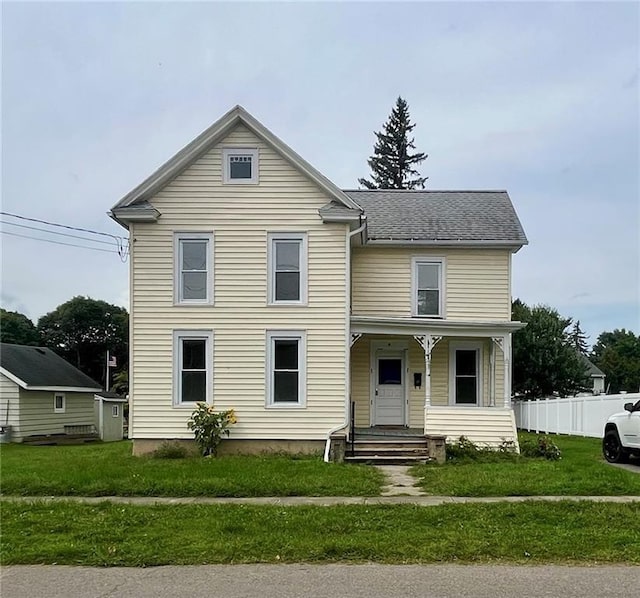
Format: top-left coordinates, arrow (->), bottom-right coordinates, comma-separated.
591,329 -> 640,394
0,308 -> 41,346
37,296 -> 128,386
512,299 -> 589,398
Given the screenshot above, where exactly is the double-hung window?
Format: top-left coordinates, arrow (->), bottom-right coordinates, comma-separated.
173,330 -> 213,406
268,233 -> 308,305
266,331 -> 306,407
174,233 -> 213,305
412,258 -> 444,317
222,148 -> 259,184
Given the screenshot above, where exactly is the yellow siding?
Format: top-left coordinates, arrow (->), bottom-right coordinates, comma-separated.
15,390 -> 95,441
425,407 -> 518,447
352,247 -> 511,321
130,124 -> 348,440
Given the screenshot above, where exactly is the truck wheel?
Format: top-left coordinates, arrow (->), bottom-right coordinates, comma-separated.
603,429 -> 629,464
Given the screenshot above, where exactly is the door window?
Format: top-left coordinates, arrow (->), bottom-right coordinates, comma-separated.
378,359 -> 402,385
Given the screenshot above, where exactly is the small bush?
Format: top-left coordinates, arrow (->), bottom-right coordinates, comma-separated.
446,436 -> 520,463
152,441 -> 190,459
520,435 -> 562,461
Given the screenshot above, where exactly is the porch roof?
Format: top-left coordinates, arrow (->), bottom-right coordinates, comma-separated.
350,315 -> 525,337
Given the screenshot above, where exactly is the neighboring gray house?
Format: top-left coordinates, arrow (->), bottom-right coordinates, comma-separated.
581,354 -> 606,395
0,343 -> 101,442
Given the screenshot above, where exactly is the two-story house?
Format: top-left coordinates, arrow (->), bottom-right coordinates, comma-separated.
110,106 -> 527,459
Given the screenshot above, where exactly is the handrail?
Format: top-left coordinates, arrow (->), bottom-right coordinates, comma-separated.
349,401 -> 356,456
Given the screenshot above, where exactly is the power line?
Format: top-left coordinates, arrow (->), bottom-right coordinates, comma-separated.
1,230 -> 120,254
1,220 -> 118,247
0,211 -> 129,260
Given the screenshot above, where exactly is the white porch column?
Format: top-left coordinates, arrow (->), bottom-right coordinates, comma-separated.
489,340 -> 496,407
503,334 -> 511,408
414,335 -> 442,409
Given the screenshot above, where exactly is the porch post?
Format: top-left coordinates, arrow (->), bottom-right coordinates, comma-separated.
489,340 -> 496,407
424,335 -> 431,408
503,334 -> 511,408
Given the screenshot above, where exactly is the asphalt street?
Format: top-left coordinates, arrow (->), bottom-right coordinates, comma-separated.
2,564 -> 639,598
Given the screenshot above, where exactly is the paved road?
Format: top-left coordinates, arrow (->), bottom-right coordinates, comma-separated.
2,564 -> 639,598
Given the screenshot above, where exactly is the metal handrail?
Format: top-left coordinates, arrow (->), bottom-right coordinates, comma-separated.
349,401 -> 355,456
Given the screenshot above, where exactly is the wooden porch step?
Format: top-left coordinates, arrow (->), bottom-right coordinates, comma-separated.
353,439 -> 427,450
345,454 -> 432,465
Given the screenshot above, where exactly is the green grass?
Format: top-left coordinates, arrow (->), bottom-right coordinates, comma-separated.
0,442 -> 383,497
2,500 -> 638,565
411,433 -> 640,496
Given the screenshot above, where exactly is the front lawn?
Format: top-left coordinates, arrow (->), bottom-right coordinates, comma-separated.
0,442 -> 383,497
2,500 -> 638,565
411,433 -> 640,496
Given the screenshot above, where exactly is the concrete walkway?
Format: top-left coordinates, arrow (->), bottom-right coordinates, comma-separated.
377,465 -> 425,496
2,495 -> 639,506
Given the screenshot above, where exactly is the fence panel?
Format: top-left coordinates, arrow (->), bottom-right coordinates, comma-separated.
514,393 -> 640,438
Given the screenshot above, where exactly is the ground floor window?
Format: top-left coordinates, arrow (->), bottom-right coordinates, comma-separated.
266,330 -> 306,407
53,392 -> 65,413
449,342 -> 483,405
173,330 -> 213,406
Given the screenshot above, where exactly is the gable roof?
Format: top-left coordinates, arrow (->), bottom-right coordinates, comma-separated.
580,353 -> 605,378
343,190 -> 528,246
109,105 -> 362,225
0,343 -> 102,391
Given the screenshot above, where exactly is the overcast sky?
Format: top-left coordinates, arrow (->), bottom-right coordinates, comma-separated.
2,1 -> 638,346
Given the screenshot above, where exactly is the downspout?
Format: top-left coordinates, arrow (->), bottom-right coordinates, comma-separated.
324,215 -> 367,462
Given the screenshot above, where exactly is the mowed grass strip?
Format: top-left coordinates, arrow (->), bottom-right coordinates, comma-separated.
411,433 -> 640,497
0,442 -> 383,497
2,500 -> 639,566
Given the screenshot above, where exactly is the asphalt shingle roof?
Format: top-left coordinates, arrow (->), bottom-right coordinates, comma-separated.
343,190 -> 528,244
0,343 -> 101,390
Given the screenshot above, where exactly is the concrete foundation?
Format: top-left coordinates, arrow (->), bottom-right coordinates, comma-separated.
132,438 -> 325,457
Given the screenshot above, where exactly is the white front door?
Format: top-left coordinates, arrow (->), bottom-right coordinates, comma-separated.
374,354 -> 405,425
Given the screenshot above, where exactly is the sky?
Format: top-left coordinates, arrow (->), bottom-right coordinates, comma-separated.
1,0 -> 639,347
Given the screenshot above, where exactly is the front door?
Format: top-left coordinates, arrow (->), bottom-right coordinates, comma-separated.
374,354 -> 405,425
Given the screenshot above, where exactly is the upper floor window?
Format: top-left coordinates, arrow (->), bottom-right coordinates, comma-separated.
412,257 -> 444,317
173,330 -> 213,406
222,148 -> 259,184
268,233 -> 308,305
174,233 -> 213,305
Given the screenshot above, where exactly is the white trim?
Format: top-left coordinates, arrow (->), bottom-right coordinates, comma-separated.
0,368 -> 101,392
265,330 -> 307,408
112,404 -> 120,418
173,232 -> 214,306
367,240 -> 526,250
172,329 -> 214,407
53,392 -> 66,413
267,232 -> 308,306
222,147 -> 259,184
411,256 -> 445,318
448,340 -> 484,406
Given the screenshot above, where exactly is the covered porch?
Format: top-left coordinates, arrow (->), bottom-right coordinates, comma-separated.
349,316 -> 524,447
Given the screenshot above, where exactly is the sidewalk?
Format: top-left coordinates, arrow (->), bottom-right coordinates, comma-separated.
2,494 -> 639,506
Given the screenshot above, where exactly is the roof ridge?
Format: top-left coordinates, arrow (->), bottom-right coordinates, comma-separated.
342,189 -> 508,193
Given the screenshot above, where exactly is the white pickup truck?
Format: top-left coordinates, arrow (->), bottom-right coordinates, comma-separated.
603,399 -> 640,463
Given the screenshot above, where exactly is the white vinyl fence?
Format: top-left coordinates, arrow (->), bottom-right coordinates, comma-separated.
514,393 -> 640,438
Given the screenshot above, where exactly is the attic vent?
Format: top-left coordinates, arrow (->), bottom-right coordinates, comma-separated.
35,348 -> 46,355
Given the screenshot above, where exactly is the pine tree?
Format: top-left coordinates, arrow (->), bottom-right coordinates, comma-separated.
358,97 -> 428,190
569,320 -> 589,355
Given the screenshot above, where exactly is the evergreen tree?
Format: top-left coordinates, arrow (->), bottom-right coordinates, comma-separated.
568,320 -> 589,355
358,97 -> 428,190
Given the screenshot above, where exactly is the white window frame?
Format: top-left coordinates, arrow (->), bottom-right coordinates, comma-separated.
265,330 -> 307,408
173,330 -> 214,408
222,147 -> 259,184
112,405 -> 120,418
267,233 -> 308,306
53,392 -> 66,413
174,232 -> 214,306
448,340 -> 483,406
411,256 -> 445,318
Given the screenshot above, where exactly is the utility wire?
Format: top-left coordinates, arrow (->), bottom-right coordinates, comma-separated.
1,230 -> 120,254
0,211 -> 129,260
1,220 -> 118,246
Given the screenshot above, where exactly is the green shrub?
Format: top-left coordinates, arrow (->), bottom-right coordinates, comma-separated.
187,403 -> 237,457
520,435 -> 562,461
152,441 -> 190,459
446,436 -> 519,463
